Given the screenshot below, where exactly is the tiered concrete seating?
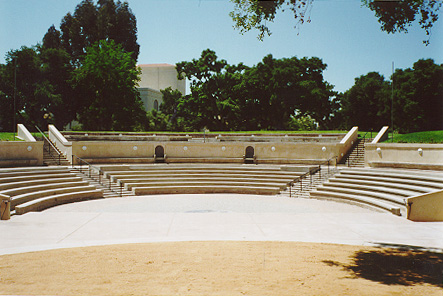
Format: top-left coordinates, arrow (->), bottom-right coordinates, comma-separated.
0,167 -> 103,215
310,168 -> 443,216
101,164 -> 307,196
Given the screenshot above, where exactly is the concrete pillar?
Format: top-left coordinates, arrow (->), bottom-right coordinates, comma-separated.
0,194 -> 11,220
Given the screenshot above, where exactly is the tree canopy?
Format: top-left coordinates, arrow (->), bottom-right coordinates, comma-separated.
338,59 -> 443,133
160,49 -> 337,131
0,0 -> 143,132
55,0 -> 139,66
230,0 -> 441,44
72,40 -> 146,131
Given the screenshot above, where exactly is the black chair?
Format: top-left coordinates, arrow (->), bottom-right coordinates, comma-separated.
154,145 -> 166,163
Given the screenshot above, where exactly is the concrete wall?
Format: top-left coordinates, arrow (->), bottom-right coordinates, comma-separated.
47,126 -> 356,165
67,141 -> 344,164
0,141 -> 43,166
365,143 -> 443,169
0,193 -> 11,220
48,124 -> 72,162
371,126 -> 389,144
407,190 -> 443,222
338,126 -> 359,162
17,124 -> 36,141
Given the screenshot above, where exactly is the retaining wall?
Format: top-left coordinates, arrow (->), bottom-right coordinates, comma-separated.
0,141 -> 43,166
365,143 -> 443,170
49,126 -> 358,165
408,190 -> 443,222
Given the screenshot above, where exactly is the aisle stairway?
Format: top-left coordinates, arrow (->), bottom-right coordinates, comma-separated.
43,140 -> 70,166
70,167 -> 134,198
342,138 -> 367,167
310,168 -> 443,216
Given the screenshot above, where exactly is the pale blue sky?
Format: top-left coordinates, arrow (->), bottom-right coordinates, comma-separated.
1,0 -> 442,93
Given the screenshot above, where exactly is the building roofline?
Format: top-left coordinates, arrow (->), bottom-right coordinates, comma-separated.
137,63 -> 175,67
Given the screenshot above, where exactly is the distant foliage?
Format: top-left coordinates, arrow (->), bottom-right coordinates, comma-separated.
0,0 -> 144,132
338,59 -> 443,133
230,0 -> 441,44
72,40 -> 146,131
57,0 -> 139,66
158,49 -> 337,132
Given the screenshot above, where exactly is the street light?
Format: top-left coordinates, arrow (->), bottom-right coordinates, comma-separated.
391,61 -> 394,142
13,58 -> 17,139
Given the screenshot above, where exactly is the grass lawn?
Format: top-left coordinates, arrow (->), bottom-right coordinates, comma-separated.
0,132 -> 42,141
0,133 -> 20,141
385,130 -> 443,144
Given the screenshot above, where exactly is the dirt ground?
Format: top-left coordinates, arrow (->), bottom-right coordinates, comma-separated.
0,241 -> 442,295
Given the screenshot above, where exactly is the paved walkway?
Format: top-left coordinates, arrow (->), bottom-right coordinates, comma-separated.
1,194 -> 442,255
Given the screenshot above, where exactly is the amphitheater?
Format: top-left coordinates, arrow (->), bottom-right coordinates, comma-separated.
0,125 -> 442,295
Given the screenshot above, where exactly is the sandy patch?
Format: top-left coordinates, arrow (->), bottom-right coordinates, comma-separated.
0,241 -> 442,295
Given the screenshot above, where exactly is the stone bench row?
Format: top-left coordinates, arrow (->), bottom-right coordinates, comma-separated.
0,171 -> 77,184
0,167 -> 103,217
120,177 -> 296,191
133,185 -> 281,196
15,190 -> 103,215
101,165 -> 307,196
106,171 -> 304,182
310,168 -> 443,216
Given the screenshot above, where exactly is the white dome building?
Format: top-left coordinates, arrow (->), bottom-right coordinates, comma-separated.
137,64 -> 186,112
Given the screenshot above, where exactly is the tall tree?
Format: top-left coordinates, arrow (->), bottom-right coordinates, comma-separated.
60,0 -> 139,66
172,50 -> 337,131
230,0 -> 441,44
1,46 -> 54,129
176,49 -> 248,131
71,40 -> 146,131
241,54 -> 337,130
393,59 -> 443,132
339,72 -> 391,131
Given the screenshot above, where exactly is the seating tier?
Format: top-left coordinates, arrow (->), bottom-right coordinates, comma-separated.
310,168 -> 443,216
15,190 -> 103,215
100,164 -> 307,196
0,167 -> 103,216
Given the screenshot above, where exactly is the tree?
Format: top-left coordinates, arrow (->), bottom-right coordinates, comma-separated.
71,40 -> 146,131
240,54 -> 337,130
175,49 -> 248,131
339,72 -> 391,131
172,49 -> 337,131
230,0 -> 441,44
338,59 -> 443,133
392,59 -> 443,132
363,0 -> 441,45
1,46 -> 54,129
59,0 -> 139,66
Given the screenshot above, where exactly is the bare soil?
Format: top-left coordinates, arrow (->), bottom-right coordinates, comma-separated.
0,241 -> 442,295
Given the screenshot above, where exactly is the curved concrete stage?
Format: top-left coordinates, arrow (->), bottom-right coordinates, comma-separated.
0,194 -> 442,255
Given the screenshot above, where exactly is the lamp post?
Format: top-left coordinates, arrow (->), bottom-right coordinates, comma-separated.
391,61 -> 394,142
13,58 -> 17,139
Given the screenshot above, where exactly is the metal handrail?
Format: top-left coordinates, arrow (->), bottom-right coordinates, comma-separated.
347,132 -> 371,167
289,156 -> 338,197
71,154 -> 122,197
35,125 -> 61,165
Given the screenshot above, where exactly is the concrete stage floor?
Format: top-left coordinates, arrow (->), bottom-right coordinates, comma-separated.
1,194 -> 442,255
